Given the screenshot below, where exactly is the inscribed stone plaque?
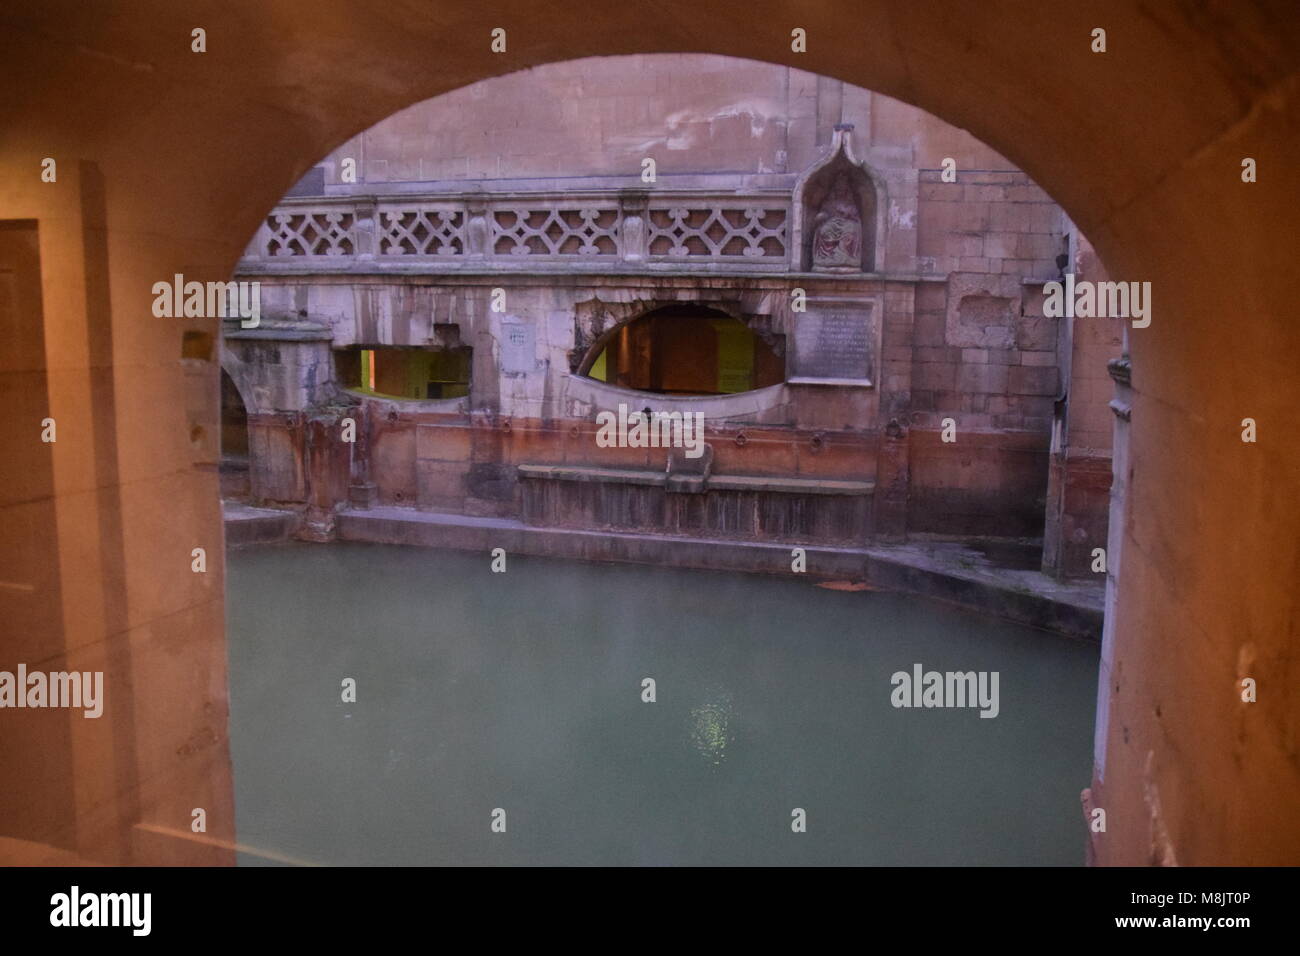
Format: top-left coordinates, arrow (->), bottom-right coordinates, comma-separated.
791,303 -> 873,383
500,322 -> 535,374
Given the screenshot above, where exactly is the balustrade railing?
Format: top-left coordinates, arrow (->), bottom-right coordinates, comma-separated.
240,190 -> 792,272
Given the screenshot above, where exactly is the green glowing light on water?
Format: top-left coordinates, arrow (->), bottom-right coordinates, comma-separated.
689,690 -> 735,766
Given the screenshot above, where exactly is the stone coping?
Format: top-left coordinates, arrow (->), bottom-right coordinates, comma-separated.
518,464 -> 666,487
564,374 -> 788,419
326,507 -> 1103,641
234,263 -> 949,284
787,376 -> 875,388
516,463 -> 875,496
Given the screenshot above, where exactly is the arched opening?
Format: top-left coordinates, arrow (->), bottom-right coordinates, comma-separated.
583,305 -> 784,395
4,3 -> 1295,869
215,52 -> 1125,866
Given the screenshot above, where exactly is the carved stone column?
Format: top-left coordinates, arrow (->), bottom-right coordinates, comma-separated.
465,194 -> 489,260
619,190 -> 649,263
353,198 -> 377,262
347,401 -> 378,509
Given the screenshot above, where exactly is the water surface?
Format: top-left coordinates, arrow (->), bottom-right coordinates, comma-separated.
226,541 -> 1096,865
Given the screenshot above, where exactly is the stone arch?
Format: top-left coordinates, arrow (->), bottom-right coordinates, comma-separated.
219,340 -> 262,416
5,3 -> 1297,868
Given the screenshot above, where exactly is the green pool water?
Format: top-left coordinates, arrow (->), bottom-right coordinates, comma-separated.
225,541 -> 1097,865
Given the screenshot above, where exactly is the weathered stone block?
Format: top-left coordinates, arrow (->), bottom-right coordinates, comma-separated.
915,283 -> 947,311
1015,312 -> 1058,350
983,232 -> 1019,259
914,345 -> 957,363
913,361 -> 957,391
944,272 -> 1023,349
1009,364 -> 1060,395
415,459 -> 469,511
913,312 -> 947,347
416,423 -> 473,461
957,362 -> 1010,394
1020,350 -> 1058,367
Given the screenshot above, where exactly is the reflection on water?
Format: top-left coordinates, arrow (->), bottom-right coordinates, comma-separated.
226,541 -> 1097,866
689,688 -> 735,766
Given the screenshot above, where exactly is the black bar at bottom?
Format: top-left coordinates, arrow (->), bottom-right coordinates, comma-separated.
0,865 -> 1287,942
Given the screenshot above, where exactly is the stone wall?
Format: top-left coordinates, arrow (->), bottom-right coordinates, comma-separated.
228,54 -> 1119,553
8,0 -> 1296,869
313,55 -> 1012,190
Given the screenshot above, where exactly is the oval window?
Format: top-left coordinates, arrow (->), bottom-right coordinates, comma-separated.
583,305 -> 783,396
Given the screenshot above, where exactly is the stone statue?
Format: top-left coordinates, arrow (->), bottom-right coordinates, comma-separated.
811,174 -> 862,270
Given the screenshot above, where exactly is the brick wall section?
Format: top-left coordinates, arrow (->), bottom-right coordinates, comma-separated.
916,171 -> 1064,278
906,170 -> 1067,536
907,428 -> 1051,537
911,170 -> 1064,431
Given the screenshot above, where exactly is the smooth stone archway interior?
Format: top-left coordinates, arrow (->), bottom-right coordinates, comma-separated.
0,0 -> 1296,865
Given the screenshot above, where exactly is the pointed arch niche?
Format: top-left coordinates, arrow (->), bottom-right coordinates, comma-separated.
791,124 -> 885,274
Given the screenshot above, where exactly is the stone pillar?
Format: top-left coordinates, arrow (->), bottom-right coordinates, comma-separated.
354,198 -> 377,262
465,195 -> 489,260
348,401 -> 378,509
1041,231 -> 1124,578
875,417 -> 910,541
245,216 -> 273,260
619,190 -> 649,263
1086,353 -> 1131,865
299,411 -> 352,541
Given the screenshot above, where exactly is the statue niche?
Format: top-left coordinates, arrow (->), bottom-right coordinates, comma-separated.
812,174 -> 862,270
794,124 -> 879,273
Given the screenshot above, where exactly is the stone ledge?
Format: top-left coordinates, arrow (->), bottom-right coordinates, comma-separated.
707,474 -> 875,495
332,506 -> 1101,641
786,376 -> 875,388
222,502 -> 300,546
516,463 -> 875,496
517,464 -> 666,487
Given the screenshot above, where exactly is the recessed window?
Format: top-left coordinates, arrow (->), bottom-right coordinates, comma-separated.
337,346 -> 471,400
220,370 -> 249,458
584,305 -> 783,396
181,330 -> 213,361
